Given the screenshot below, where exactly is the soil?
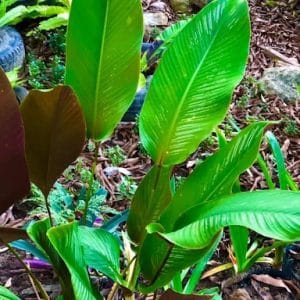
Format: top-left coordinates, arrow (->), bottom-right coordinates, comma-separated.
0,0 -> 300,299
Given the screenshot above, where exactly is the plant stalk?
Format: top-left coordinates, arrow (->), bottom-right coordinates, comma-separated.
82,140 -> 100,225
45,197 -> 54,227
273,245 -> 284,269
2,240 -> 49,300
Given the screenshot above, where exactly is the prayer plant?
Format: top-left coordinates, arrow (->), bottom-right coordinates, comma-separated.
0,0 -> 299,299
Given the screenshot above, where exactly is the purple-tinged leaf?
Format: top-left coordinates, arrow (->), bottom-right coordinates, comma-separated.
0,68 -> 30,215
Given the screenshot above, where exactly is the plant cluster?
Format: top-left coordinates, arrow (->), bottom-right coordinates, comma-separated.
27,52 -> 65,89
0,0 -> 70,30
0,0 -> 299,299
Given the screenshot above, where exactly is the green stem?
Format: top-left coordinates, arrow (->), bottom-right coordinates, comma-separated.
82,140 -> 100,225
126,255 -> 140,292
274,245 -> 284,269
45,197 -> 54,227
257,154 -> 275,189
3,240 -> 49,300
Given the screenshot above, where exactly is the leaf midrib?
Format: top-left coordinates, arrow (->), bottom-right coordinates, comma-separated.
157,5 -> 226,165
92,1 -> 110,138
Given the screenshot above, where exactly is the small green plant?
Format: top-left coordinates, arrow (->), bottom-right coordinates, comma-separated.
0,0 -> 71,30
237,94 -> 250,108
50,55 -> 65,84
118,175 -> 138,201
27,54 -> 47,89
283,119 -> 299,137
5,67 -> 24,87
27,53 -> 65,89
48,28 -> 66,54
104,145 -> 126,166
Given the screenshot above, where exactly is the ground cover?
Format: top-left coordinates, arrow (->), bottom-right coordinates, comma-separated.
0,0 -> 299,299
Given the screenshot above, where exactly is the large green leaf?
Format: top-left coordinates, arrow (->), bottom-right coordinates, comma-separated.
78,226 -> 124,285
160,122 -> 268,230
138,232 -> 222,293
138,122 -> 267,289
47,222 -> 101,300
127,165 -> 172,244
65,0 -> 143,141
0,286 -> 20,300
20,86 -> 86,197
157,191 -> 300,249
0,68 -> 30,215
140,0 -> 250,166
27,219 -> 74,300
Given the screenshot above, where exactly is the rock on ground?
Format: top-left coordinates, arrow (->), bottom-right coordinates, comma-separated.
260,66 -> 300,102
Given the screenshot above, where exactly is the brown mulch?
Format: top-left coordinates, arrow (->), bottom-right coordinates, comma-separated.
0,0 -> 300,299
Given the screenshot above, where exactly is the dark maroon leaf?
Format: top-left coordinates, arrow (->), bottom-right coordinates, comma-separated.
0,227 -> 28,244
0,68 -> 30,215
20,85 -> 86,197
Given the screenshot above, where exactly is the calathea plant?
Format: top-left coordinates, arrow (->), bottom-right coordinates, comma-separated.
0,0 -> 299,299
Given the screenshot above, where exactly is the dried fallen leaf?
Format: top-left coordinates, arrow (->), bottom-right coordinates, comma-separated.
252,274 -> 292,293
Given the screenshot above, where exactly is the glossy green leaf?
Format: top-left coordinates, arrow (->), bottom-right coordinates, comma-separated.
140,0 -> 250,166
127,165 -> 172,244
27,218 -> 74,300
0,286 -> 20,300
78,226 -> 124,285
265,131 -> 298,191
20,86 -> 86,197
10,240 -> 48,262
138,122 -> 267,289
158,19 -> 191,42
159,191 -> 300,249
47,222 -> 101,300
0,68 -> 30,215
0,227 -> 28,244
138,232 -> 222,293
65,0 -> 143,141
183,235 -> 220,294
229,226 -> 248,272
160,122 -> 268,230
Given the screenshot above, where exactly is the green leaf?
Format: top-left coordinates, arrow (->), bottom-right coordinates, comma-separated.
65,0 -> 143,141
0,228 -> 28,244
183,235 -> 220,294
160,191 -> 300,249
160,122 -> 268,230
229,226 -> 248,272
0,68 -> 30,215
140,0 -> 250,166
138,122 -> 267,290
37,13 -> 68,31
138,232 -> 222,293
0,286 -> 20,300
47,222 -> 101,300
78,226 -> 124,285
20,85 -> 86,197
127,165 -> 172,244
27,218 -> 75,300
0,6 -> 28,27
10,240 -> 48,262
158,19 -> 191,42
265,131 -> 298,190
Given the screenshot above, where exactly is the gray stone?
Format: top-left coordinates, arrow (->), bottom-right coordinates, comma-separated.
143,12 -> 169,27
260,66 -> 300,102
